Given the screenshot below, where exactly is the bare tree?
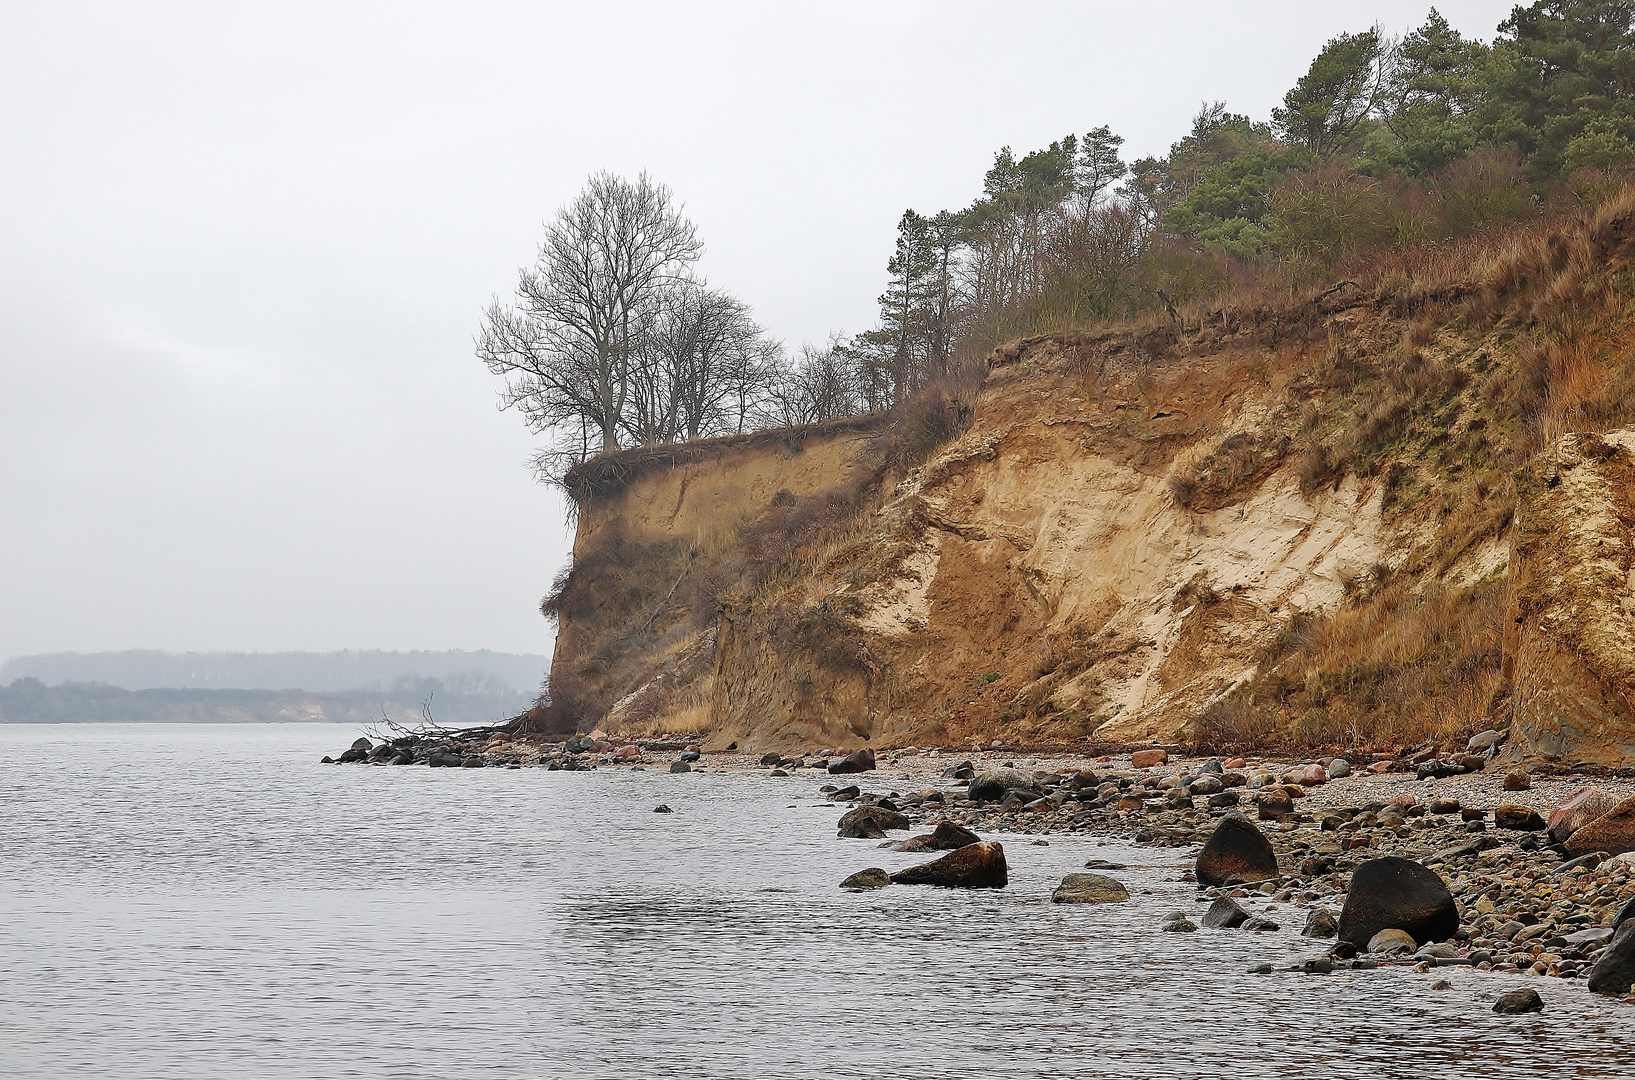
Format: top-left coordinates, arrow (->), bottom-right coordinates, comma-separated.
625,284 -> 773,444
758,338 -> 863,427
477,171 -> 702,457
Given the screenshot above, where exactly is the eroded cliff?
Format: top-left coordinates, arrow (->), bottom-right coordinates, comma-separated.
542,195 -> 1635,767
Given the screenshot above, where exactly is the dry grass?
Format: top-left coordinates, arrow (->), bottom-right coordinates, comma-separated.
1193,580 -> 1507,755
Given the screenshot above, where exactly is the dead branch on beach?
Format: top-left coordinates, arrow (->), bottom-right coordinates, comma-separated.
362,693 -> 522,746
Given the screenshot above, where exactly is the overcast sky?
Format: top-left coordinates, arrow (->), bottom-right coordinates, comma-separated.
0,1 -> 1511,662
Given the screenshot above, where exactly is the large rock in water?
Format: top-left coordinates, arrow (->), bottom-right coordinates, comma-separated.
1566,793 -> 1635,856
1549,787 -> 1619,844
1503,430 -> 1635,768
1200,897 -> 1249,929
836,805 -> 911,838
1050,873 -> 1129,903
1337,856 -> 1458,948
827,748 -> 876,774
965,768 -> 1041,803
890,841 -> 1007,888
1590,920 -> 1635,995
1195,812 -> 1279,886
901,821 -> 981,852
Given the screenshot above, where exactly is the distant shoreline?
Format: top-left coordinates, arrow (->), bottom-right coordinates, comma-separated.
0,682 -> 529,726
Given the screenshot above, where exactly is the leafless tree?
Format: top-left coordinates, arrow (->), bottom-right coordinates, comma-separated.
624,284 -> 775,444
757,338 -> 863,427
477,171 -> 702,457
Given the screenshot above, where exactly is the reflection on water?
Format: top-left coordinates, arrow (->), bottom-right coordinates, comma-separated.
1,724 -> 1631,1079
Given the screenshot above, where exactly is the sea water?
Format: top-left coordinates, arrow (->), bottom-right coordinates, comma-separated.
3,723 -> 1632,1079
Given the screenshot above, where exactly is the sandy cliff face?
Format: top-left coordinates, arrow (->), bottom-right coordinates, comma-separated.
541,421 -> 887,736
704,332 -> 1434,750
1505,430 -> 1635,766
552,321 -> 1534,753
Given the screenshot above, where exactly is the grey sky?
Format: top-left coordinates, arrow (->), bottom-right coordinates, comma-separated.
0,1 -> 1508,660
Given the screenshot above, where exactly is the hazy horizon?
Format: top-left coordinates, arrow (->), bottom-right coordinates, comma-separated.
1,1 -> 1509,660
0,647 -> 550,694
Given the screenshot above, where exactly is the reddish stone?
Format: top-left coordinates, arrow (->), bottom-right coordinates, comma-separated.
890,841 -> 1008,888
1131,749 -> 1169,769
1549,787 -> 1618,844
1367,760 -> 1393,773
827,748 -> 876,774
1223,757 -> 1247,769
616,744 -> 640,759
1566,793 -> 1635,856
1196,813 -> 1279,886
1283,764 -> 1327,787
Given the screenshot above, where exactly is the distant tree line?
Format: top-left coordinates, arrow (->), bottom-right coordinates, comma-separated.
482,2 -> 1635,482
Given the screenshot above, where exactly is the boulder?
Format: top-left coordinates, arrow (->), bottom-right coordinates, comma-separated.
1303,909 -> 1339,938
427,749 -> 463,768
389,751 -> 414,765
1467,729 -> 1503,753
1283,764 -> 1327,787
1130,749 -> 1168,769
460,756 -> 485,768
1337,856 -> 1458,948
1255,788 -> 1293,820
1571,796 -> 1635,855
760,751 -> 783,765
1188,774 -> 1224,796
653,804 -> 672,813
840,868 -> 891,890
677,748 -> 701,762
669,761 -> 692,774
1367,928 -> 1417,955
1503,771 -> 1532,791
827,748 -> 876,774
1242,916 -> 1279,931
1429,798 -> 1462,815
1589,920 -> 1635,995
350,737 -> 373,751
1549,787 -> 1620,844
1161,918 -> 1198,932
1195,813 -> 1279,887
1200,897 -> 1250,929
1050,873 -> 1129,903
1616,895 -> 1635,933
1493,988 -> 1544,1014
966,768 -> 1042,803
900,821 -> 981,852
336,746 -> 369,763
837,805 -> 911,838
890,841 -> 1008,888
1070,769 -> 1101,788
1327,758 -> 1352,779
1494,804 -> 1546,831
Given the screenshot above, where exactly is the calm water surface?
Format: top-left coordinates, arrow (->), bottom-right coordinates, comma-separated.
4,723 -> 1634,1079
